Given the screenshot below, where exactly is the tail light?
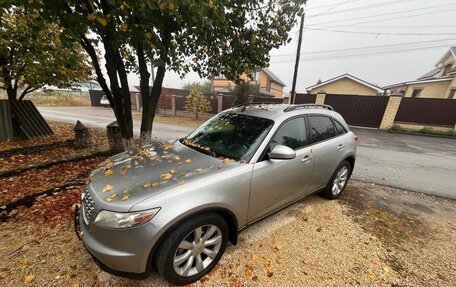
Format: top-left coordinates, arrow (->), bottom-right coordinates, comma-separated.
354,135 -> 359,142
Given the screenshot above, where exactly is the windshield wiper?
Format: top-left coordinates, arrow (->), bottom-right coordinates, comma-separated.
180,139 -> 218,158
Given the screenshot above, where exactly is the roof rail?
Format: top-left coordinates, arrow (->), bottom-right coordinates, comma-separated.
233,102 -> 282,112
284,104 -> 334,112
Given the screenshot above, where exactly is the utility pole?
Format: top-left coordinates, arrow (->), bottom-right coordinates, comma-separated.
290,12 -> 305,104
150,63 -> 155,88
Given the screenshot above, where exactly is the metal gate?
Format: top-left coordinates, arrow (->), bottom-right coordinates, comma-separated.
324,94 -> 389,128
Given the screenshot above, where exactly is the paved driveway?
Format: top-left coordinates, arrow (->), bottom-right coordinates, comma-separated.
39,107 -> 456,199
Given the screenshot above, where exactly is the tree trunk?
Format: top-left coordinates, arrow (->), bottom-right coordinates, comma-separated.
136,42 -> 151,146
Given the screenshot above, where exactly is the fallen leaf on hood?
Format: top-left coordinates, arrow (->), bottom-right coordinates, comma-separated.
170,169 -> 176,174
121,194 -> 129,201
177,162 -> 182,166
123,187 -> 132,194
167,160 -> 173,164
152,181 -> 160,187
185,159 -> 192,164
107,194 -> 117,202
24,274 -> 36,283
161,173 -> 173,180
177,179 -> 185,185
195,168 -> 203,173
175,156 -> 181,160
144,182 -> 152,188
102,184 -> 113,193
105,169 -> 113,176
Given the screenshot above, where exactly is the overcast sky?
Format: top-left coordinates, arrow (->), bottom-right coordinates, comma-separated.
128,0 -> 456,94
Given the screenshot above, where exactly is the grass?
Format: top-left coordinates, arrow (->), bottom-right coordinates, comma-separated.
391,124 -> 455,137
27,92 -> 91,107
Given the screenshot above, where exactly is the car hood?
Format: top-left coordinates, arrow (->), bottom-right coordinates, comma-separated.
87,140 -> 240,212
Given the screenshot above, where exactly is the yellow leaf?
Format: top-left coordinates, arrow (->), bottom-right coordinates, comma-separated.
161,173 -> 173,180
87,13 -> 97,21
105,169 -> 113,176
20,261 -> 30,270
102,184 -> 113,193
150,156 -> 158,161
264,262 -> 272,270
144,182 -> 152,188
174,156 -> 181,160
185,159 -> 192,164
107,194 -> 117,202
96,16 -> 108,27
383,265 -> 391,273
251,254 -> 259,262
195,168 -> 203,173
177,179 -> 185,185
245,266 -> 254,277
121,194 -> 129,201
152,181 -> 160,187
24,274 -> 35,283
367,274 -> 376,280
120,22 -> 128,31
170,169 -> 176,174
161,154 -> 168,159
146,32 -> 153,40
72,284 -> 80,287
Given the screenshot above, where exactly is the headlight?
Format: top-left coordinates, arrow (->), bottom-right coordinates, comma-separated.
94,208 -> 160,229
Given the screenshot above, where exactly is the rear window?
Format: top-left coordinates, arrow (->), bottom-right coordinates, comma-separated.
309,115 -> 337,143
334,120 -> 347,135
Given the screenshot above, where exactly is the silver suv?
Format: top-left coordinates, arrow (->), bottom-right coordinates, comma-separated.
76,104 -> 357,285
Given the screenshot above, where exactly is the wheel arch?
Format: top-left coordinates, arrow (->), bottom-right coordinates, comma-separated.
344,155 -> 356,177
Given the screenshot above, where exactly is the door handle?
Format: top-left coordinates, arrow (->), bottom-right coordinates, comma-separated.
301,155 -> 312,163
337,144 -> 344,151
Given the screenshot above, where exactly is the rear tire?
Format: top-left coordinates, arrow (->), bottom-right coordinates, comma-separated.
155,213 -> 228,285
320,160 -> 351,200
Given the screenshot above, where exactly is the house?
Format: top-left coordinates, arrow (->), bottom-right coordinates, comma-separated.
211,68 -> 286,98
306,73 -> 384,96
383,47 -> 456,99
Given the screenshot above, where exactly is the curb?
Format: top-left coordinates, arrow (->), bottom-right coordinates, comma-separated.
388,130 -> 456,139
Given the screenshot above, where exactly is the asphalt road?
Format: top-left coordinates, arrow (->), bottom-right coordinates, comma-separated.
39,107 -> 456,199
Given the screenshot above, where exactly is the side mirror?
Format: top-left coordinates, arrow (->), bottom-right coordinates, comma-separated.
268,145 -> 296,160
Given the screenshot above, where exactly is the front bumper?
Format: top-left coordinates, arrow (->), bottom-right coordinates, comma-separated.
74,207 -> 160,275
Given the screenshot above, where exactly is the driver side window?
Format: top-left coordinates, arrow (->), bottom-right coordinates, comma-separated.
270,117 -> 308,151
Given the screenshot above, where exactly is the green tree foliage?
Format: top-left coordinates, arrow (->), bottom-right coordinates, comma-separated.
231,81 -> 260,106
0,6 -> 91,101
184,87 -> 212,120
35,0 -> 304,147
182,81 -> 212,93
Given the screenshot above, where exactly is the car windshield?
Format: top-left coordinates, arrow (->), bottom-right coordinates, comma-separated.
181,113 -> 274,161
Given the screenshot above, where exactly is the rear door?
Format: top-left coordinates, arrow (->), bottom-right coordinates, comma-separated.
307,115 -> 347,192
248,116 -> 314,222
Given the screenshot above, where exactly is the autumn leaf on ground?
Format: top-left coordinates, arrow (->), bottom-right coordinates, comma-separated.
367,274 -> 376,280
152,181 -> 160,187
20,261 -> 30,270
185,159 -> 192,164
24,274 -> 36,283
72,283 -> 81,287
102,184 -> 113,192
121,194 -> 129,201
251,254 -> 259,262
161,173 -> 173,180
195,168 -> 203,173
245,266 -> 254,277
144,182 -> 152,188
264,262 -> 272,270
105,169 -> 113,176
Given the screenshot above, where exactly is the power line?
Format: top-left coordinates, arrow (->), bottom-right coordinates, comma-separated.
305,0 -> 365,11
306,4 -> 456,27
307,0 -> 415,19
309,0 -> 354,18
305,27 -> 456,36
333,24 -> 456,29
271,38 -> 456,58
271,44 -> 451,63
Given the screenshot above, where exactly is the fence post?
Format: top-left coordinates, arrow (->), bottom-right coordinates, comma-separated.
379,96 -> 402,130
217,94 -> 224,113
171,95 -> 176,116
316,92 -> 326,105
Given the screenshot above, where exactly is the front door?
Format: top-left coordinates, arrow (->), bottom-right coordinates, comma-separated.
247,117 -> 314,222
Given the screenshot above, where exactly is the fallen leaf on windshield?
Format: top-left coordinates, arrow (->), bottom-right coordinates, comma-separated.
195,168 -> 203,173
102,184 -> 113,192
24,274 -> 36,283
170,169 -> 176,174
144,182 -> 152,188
107,194 -> 117,202
161,173 -> 173,180
167,160 -> 173,164
177,179 -> 185,185
150,156 -> 158,161
121,194 -> 129,201
120,168 -> 128,176
161,154 -> 168,159
185,159 -> 192,164
105,169 -> 113,176
152,181 -> 160,187
223,158 -> 235,164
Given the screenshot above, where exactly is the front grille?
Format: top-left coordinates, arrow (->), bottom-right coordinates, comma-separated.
82,189 -> 96,223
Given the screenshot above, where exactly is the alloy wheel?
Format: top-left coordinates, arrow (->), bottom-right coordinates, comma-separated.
332,166 -> 348,196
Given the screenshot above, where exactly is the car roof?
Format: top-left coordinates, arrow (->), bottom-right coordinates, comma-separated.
226,104 -> 347,126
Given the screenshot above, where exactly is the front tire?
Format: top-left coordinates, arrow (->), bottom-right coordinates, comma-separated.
320,160 -> 351,199
155,213 -> 229,285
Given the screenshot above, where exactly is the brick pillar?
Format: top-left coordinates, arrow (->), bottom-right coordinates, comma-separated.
171,95 -> 176,116
107,121 -> 124,153
73,121 -> 91,149
379,96 -> 402,130
315,93 -> 326,105
217,94 -> 223,113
